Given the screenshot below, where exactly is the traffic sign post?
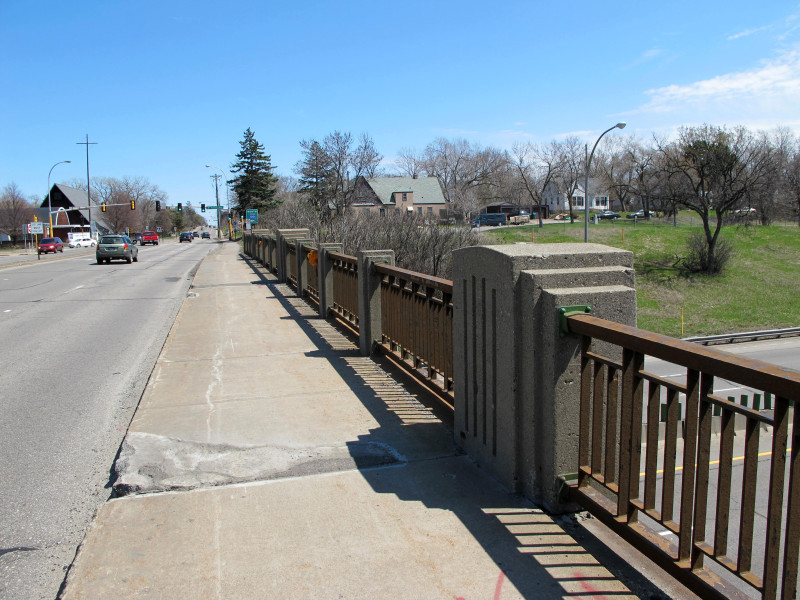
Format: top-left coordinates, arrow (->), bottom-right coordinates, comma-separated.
246,209 -> 258,225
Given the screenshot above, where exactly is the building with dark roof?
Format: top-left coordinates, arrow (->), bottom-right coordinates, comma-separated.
39,184 -> 113,240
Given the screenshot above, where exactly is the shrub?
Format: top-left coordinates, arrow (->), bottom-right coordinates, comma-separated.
682,231 -> 734,274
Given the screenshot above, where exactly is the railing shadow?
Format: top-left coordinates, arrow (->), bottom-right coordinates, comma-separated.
239,252 -> 678,599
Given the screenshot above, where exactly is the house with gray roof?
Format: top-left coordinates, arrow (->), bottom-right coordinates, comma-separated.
39,184 -> 113,240
352,176 -> 448,220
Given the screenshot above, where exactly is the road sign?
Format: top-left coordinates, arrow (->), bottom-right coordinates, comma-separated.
207,205 -> 223,210
246,209 -> 258,224
30,222 -> 44,234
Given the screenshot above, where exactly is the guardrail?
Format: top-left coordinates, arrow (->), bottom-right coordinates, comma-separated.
565,313 -> 800,600
374,263 -> 454,398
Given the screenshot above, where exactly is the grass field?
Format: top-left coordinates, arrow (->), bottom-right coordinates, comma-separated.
482,215 -> 800,338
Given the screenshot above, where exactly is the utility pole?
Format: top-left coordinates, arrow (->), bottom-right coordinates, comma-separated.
210,173 -> 222,239
76,134 -> 98,234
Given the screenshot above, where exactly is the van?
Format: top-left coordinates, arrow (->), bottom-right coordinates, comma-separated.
471,213 -> 507,227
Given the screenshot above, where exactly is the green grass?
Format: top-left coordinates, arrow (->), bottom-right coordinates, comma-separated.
483,216 -> 800,337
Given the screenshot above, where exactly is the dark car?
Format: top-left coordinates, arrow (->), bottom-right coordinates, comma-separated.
201,231 -> 211,239
597,211 -> 620,220
38,237 -> 64,254
626,210 -> 654,219
471,213 -> 508,227
179,232 -> 193,243
96,235 -> 138,264
192,231 -> 199,238
132,233 -> 143,244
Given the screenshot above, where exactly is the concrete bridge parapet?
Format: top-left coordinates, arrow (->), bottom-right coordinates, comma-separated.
452,243 -> 636,511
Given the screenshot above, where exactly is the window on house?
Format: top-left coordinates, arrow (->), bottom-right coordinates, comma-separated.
427,207 -> 433,214
572,195 -> 585,208
417,207 -> 422,215
402,193 -> 407,202
379,208 -> 385,216
596,196 -> 608,208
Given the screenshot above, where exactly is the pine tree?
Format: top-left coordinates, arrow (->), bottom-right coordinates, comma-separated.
296,140 -> 334,212
230,128 -> 280,212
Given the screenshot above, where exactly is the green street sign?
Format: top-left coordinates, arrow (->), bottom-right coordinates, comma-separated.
207,205 -> 223,209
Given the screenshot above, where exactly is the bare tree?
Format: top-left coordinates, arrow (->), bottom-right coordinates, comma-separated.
0,183 -> 35,241
511,140 -> 564,227
394,148 -> 425,178
657,125 -> 774,272
552,137 -> 584,223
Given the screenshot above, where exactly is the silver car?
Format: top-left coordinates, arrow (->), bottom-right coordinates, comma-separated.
96,235 -> 139,264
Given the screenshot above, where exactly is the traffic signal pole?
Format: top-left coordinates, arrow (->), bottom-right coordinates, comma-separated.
210,174 -> 222,239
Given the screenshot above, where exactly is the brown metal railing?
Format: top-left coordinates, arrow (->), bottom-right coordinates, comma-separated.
566,313 -> 800,600
329,252 -> 358,326
374,263 -> 454,399
287,241 -> 297,289
304,244 -> 319,304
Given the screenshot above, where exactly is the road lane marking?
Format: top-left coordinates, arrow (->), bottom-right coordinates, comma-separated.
641,448 -> 791,477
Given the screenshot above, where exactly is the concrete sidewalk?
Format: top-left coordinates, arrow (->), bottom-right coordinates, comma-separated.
60,241 -> 688,599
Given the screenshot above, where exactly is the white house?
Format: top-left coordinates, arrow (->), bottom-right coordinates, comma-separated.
542,178 -> 610,214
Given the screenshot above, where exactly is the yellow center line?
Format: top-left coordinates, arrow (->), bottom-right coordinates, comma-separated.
642,447 -> 792,477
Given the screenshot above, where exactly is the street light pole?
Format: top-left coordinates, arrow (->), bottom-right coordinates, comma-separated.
205,164 -> 230,240
584,122 -> 626,243
48,160 -> 72,238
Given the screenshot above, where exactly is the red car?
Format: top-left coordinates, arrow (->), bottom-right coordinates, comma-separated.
38,237 -> 64,254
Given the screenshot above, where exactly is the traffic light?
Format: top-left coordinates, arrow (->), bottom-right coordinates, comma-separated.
101,203 -> 107,212
155,200 -> 161,212
201,204 -> 206,213
130,199 -> 136,210
177,203 -> 182,212
33,214 -> 38,222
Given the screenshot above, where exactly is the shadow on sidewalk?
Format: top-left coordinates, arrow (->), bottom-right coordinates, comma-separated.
240,253 -> 672,599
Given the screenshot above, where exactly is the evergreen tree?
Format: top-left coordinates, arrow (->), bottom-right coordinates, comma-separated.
230,128 -> 280,212
296,140 -> 334,212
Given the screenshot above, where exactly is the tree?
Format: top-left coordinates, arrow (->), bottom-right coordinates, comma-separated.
294,131 -> 382,217
657,125 -> 774,273
510,140 -> 564,227
230,128 -> 280,213
0,183 -> 35,241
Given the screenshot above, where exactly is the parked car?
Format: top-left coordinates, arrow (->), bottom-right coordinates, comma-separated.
38,237 -> 64,254
732,207 -> 757,216
179,232 -> 193,243
597,211 -> 620,220
201,231 -> 211,239
96,235 -> 138,264
626,210 -> 654,219
68,238 -> 96,248
471,213 -> 508,227
140,231 -> 159,246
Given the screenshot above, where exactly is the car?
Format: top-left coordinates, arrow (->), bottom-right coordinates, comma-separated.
38,237 -> 64,254
68,238 -> 96,248
201,231 -> 211,239
132,233 -> 143,244
96,235 -> 138,264
626,210 -> 654,219
597,211 -> 620,220
179,232 -> 193,243
471,213 -> 508,227
140,231 -> 159,245
732,207 -> 757,216
192,231 -> 199,238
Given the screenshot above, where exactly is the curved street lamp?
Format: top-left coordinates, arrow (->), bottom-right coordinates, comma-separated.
205,164 -> 230,240
48,160 -> 71,238
584,122 -> 626,242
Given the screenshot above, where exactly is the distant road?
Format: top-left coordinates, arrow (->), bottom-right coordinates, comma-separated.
0,239 -> 217,599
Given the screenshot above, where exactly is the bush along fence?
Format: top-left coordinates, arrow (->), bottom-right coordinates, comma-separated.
245,231 -> 800,600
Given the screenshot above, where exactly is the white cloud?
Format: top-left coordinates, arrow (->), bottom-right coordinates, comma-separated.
728,25 -> 771,41
636,49 -> 800,118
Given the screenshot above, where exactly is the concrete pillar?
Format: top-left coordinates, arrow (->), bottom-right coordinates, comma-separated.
452,243 -> 636,512
357,249 -> 395,356
293,238 -> 314,298
318,243 -> 343,319
276,229 -> 310,283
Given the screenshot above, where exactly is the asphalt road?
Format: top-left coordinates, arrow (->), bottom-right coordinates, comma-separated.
0,238 -> 218,599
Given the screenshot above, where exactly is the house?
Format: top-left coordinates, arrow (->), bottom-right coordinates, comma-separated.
39,184 -> 113,240
352,176 -> 448,219
541,178 -> 611,214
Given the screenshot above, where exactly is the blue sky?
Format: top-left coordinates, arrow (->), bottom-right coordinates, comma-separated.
3,1 -> 800,213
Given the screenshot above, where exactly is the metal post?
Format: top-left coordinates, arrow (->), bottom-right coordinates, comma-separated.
584,123 -> 626,243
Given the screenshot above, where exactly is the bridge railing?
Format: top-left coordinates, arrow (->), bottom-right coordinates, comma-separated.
566,313 -> 800,600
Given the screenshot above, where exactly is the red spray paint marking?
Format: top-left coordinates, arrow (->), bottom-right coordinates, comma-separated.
576,570 -> 609,600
